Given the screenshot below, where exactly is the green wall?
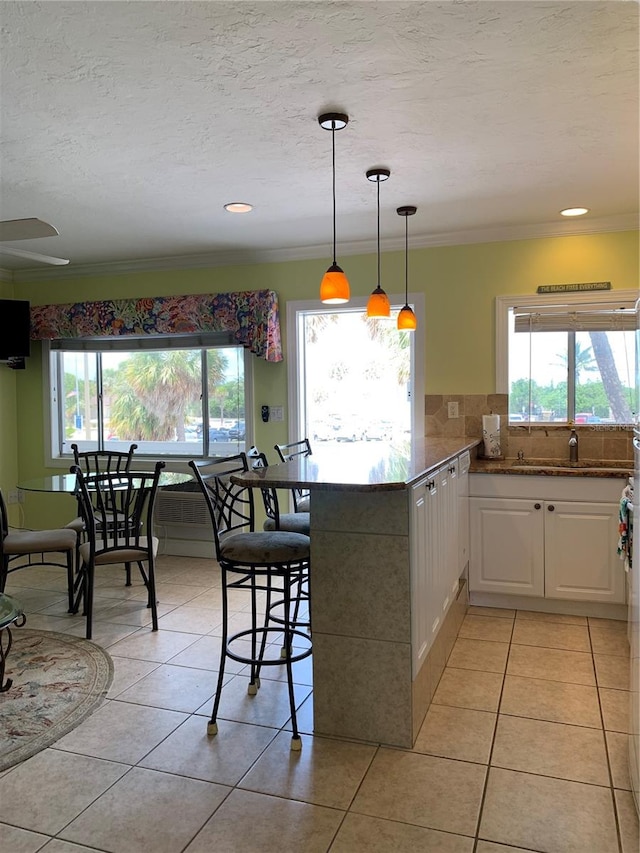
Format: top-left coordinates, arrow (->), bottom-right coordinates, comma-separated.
2,229 -> 638,522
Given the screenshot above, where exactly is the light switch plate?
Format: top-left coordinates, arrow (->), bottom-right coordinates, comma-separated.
271,406 -> 284,422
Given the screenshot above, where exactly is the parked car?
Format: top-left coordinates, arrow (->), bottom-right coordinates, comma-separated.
574,413 -> 601,423
334,418 -> 366,442
364,420 -> 392,441
208,427 -> 230,442
312,421 -> 337,441
227,421 -> 245,440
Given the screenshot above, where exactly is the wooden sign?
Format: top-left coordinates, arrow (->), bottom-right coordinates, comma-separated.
537,281 -> 612,294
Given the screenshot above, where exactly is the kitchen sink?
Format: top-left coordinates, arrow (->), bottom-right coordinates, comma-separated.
510,458 -> 631,474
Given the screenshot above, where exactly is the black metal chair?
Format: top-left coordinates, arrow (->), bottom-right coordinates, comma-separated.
71,461 -> 164,639
66,443 -> 138,583
189,453 -> 311,751
248,449 -> 310,536
273,438 -> 312,512
0,488 -> 77,612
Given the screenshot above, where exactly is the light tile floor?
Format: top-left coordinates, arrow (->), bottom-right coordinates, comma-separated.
1,556 -> 638,853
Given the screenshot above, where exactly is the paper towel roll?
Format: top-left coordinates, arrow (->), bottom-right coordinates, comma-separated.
482,414 -> 501,458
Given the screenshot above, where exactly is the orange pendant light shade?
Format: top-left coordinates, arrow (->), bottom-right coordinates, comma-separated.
396,205 -> 418,332
365,167 -> 391,318
397,304 -> 418,330
367,286 -> 391,317
318,112 -> 350,304
320,263 -> 350,304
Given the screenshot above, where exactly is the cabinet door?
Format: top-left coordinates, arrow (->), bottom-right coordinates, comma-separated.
426,474 -> 444,650
410,479 -> 430,675
437,464 -> 455,618
470,497 -> 544,596
458,464 -> 470,575
445,460 -> 460,607
544,501 -> 624,602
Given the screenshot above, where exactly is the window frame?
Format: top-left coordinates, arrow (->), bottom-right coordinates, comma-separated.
496,289 -> 637,424
42,338 -> 254,468
286,293 -> 425,443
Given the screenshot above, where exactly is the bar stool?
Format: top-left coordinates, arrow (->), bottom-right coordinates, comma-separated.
189,453 -> 312,751
248,448 -> 310,535
273,439 -> 312,512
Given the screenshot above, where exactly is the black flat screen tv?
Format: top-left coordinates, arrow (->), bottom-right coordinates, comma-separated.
0,299 -> 31,360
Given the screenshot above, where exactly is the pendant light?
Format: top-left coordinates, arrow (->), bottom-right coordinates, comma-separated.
365,168 -> 391,317
318,112 -> 350,304
397,205 -> 418,331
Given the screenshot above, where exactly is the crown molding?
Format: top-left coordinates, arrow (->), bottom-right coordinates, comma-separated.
4,213 -> 637,283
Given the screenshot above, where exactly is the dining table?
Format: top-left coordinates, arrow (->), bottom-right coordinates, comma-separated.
18,471 -> 193,494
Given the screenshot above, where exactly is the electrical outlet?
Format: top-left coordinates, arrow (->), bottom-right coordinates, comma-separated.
8,489 -> 19,504
447,402 -> 459,419
271,405 -> 284,422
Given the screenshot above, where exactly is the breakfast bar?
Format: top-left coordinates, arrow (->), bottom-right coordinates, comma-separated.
232,436 -> 479,748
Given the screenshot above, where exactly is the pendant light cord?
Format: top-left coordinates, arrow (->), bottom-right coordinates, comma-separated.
404,214 -> 409,303
377,179 -> 381,288
331,123 -> 337,266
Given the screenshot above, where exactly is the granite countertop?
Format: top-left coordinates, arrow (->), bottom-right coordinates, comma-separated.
470,457 -> 632,478
234,437 -> 482,493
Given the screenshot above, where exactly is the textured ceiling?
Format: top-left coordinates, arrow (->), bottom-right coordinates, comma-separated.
0,0 -> 638,279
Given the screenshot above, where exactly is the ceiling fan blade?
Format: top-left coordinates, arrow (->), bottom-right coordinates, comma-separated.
0,245 -> 70,265
0,218 -> 59,241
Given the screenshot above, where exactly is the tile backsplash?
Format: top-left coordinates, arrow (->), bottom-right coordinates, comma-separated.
425,394 -> 633,463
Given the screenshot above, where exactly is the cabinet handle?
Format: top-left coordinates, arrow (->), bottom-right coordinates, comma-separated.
427,480 -> 435,490
534,503 -> 541,510
548,504 -> 555,512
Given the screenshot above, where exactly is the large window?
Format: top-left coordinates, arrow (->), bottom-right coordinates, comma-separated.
497,291 -> 637,425
45,336 -> 252,461
287,295 -> 424,457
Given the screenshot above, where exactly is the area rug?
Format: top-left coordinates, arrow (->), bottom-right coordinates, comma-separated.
0,628 -> 113,772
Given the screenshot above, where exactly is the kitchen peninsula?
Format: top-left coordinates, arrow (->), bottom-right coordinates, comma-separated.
233,436 -> 480,748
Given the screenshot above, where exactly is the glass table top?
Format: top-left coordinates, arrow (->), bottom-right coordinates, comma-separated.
18,472 -> 193,493
0,593 -> 24,629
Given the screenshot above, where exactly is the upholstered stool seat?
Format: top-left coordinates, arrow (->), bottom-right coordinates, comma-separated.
294,495 -> 310,513
262,513 -> 310,536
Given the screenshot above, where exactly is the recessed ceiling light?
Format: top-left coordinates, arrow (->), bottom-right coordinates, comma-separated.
560,207 -> 590,217
224,202 -> 253,214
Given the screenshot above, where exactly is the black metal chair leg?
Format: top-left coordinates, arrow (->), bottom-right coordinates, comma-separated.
208,565 -> 229,735
283,580 -> 301,750
66,551 -> 74,613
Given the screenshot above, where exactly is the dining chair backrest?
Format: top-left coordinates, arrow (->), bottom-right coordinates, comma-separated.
273,438 -> 312,463
71,443 -> 138,475
273,438 -> 312,513
246,450 -> 287,525
71,462 -> 165,561
0,489 -> 9,540
188,454 -> 255,562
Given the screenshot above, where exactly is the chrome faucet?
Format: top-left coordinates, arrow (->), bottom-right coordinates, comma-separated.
569,428 -> 579,463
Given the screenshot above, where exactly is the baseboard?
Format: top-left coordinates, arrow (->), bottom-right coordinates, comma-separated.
469,591 -> 627,621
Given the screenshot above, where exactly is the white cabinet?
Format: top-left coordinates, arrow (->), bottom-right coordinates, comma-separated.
544,500 -> 622,602
469,475 -> 625,605
411,455 -> 463,676
470,497 -> 544,596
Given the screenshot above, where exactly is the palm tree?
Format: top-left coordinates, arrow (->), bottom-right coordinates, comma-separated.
109,349 -> 226,441
588,332 -> 633,422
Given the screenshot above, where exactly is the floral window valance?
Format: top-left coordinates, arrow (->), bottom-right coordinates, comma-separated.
30,289 -> 283,362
